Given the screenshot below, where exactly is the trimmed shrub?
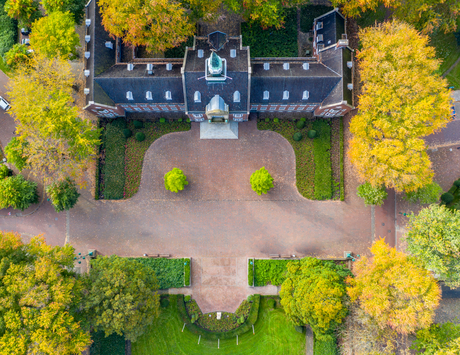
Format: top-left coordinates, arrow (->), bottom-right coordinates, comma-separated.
184,295 -> 191,302
273,118 -> 279,123
0,174 -> 38,210
293,132 -> 302,141
133,120 -> 143,129
441,192 -> 455,204
184,258 -> 190,286
122,129 -> 132,138
357,182 -> 387,206
164,168 -> 188,193
129,257 -> 187,289
247,295 -> 254,302
0,164 -> 11,179
160,297 -> 170,308
237,316 -> 245,324
248,258 -> 254,286
159,117 -> 166,123
267,299 -> 276,309
295,325 -> 304,333
135,132 -> 145,142
454,180 -> 460,188
296,120 -> 305,129
250,167 -> 274,195
308,130 -> 317,138
254,259 -> 290,286
265,118 -> 270,123
186,118 -> 191,123
301,117 -> 307,122
46,177 -> 80,212
178,118 -> 183,122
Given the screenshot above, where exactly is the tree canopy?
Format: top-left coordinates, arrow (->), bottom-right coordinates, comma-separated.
347,239 -> 441,334
412,322 -> 460,354
349,21 -> 451,193
46,177 -> 80,212
0,231 -> 91,355
250,166 -> 274,195
164,168 -> 188,193
0,174 -> 38,210
280,257 -> 351,340
405,204 -> 460,288
83,255 -> 160,342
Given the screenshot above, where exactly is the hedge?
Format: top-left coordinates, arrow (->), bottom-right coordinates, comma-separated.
339,117 -> 345,201
89,331 -> 125,355
313,120 -> 332,200
103,118 -> 126,199
177,294 -> 260,340
184,258 -> 190,286
248,258 -> 254,286
129,257 -> 186,289
254,259 -> 290,287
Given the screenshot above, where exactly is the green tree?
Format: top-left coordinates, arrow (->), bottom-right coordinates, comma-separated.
30,11 -> 80,59
7,54 -> 101,187
0,165 -> 11,179
0,6 -> 17,56
98,0 -> 195,53
347,239 -> 441,334
4,137 -> 27,171
46,177 -> 80,212
349,21 -> 451,193
356,182 -> 387,206
4,43 -> 31,71
84,256 -> 160,342
412,322 -> 460,354
4,0 -> 39,23
403,182 -> 443,204
164,168 -> 188,193
0,174 -> 38,210
250,166 -> 274,195
41,0 -> 86,24
280,257 -> 352,341
405,205 -> 460,288
0,231 -> 91,354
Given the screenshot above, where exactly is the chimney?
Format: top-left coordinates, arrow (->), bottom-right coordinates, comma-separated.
336,39 -> 349,49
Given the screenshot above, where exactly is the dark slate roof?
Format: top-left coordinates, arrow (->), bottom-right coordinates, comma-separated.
208,31 -> 228,51
94,77 -> 184,105
92,1 -> 116,77
97,63 -> 182,78
185,71 -> 248,112
315,9 -> 345,47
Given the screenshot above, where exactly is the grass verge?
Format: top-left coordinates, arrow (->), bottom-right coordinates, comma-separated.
132,295 -> 305,355
313,120 -> 332,200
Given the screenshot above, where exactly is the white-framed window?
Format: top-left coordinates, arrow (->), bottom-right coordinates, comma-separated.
283,63 -> 290,70
316,22 -> 323,30
165,91 -> 172,100
263,63 -> 270,70
230,49 -> 236,58
347,61 -> 353,69
198,50 -> 204,58
126,91 -> 133,100
146,91 -> 152,100
233,91 -> 240,103
279,106 -> 287,111
317,34 -> 323,42
302,63 -> 309,70
194,91 -> 201,103
263,91 -> 269,100
302,90 -> 309,100
283,91 -> 289,100
234,113 -> 243,118
269,106 -> 277,111
288,106 -> 296,111
260,106 -> 268,111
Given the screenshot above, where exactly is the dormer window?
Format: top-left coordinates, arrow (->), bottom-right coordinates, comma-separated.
126,91 -> 133,100
198,50 -> 204,58
283,91 -> 289,100
347,83 -> 353,90
317,34 -> 323,42
347,61 -> 353,69
166,63 -> 172,71
302,63 -> 309,70
230,49 -> 236,58
263,91 -> 269,100
194,91 -> 201,103
233,91 -> 240,103
263,63 -> 270,70
165,91 -> 172,100
316,22 -> 323,30
146,91 -> 152,100
283,63 -> 289,70
127,63 -> 134,71
302,90 -> 309,100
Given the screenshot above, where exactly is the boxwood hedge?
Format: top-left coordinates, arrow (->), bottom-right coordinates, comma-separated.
130,257 -> 186,289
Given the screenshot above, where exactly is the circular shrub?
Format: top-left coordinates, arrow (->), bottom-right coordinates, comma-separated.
454,180 -> 460,187
122,129 -> 132,138
293,132 -> 303,141
184,295 -> 191,302
300,117 -> 307,122
273,118 -> 279,123
186,118 -> 191,123
307,130 -> 317,139
237,316 -> 245,324
441,192 -> 454,204
296,120 -> 305,129
295,325 -> 304,333
135,132 -> 145,142
160,117 -> 166,123
265,118 -> 270,123
178,118 -> 183,122
133,120 -> 143,128
267,299 -> 276,309
160,297 -> 170,308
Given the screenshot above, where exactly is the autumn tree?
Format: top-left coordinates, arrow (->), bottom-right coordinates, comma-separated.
30,11 -> 80,59
405,205 -> 460,288
98,0 -> 195,53
280,257 -> 352,340
83,256 -> 160,342
0,232 -> 91,354
7,54 -> 101,186
4,0 -> 39,24
347,239 -> 441,334
41,0 -> 86,24
331,0 -> 460,34
4,44 -> 32,71
349,21 -> 451,193
250,166 -> 274,195
164,168 -> 188,193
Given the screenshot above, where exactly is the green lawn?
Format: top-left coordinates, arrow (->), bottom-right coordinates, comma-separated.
429,29 -> 460,76
132,296 -> 305,355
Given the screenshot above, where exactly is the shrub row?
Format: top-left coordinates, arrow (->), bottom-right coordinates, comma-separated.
177,294 -> 260,340
129,257 -> 186,289
254,259 -> 290,287
184,258 -> 190,286
339,117 -> 345,201
248,258 -> 254,286
313,120 -> 332,200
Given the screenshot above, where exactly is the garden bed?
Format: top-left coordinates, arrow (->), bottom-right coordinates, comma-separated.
129,257 -> 189,289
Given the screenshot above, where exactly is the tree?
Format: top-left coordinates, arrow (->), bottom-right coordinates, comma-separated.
0,165 -> 11,179
164,168 -> 188,193
4,137 -> 27,171
182,0 -> 221,22
83,256 -> 160,342
0,174 -> 38,210
4,44 -> 32,71
30,11 -> 80,59
280,257 -> 352,340
349,21 -> 451,193
250,166 -> 274,195
0,232 -> 91,354
331,0 -> 460,34
356,182 -> 387,206
4,0 -> 39,23
98,0 -> 195,53
405,205 -> 460,288
403,182 -> 442,204
7,54 -> 101,186
347,239 -> 441,334
412,322 -> 460,354
41,0 -> 86,24
46,177 -> 80,212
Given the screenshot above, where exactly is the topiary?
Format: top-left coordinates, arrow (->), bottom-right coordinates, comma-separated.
300,117 -> 307,122
191,314 -> 198,323
160,117 -> 166,123
178,118 -> 183,122
441,192 -> 454,204
307,130 -> 317,139
186,118 -> 191,123
237,316 -> 245,324
293,132 -> 303,141
135,132 -> 145,142
160,297 -> 170,308
122,129 -> 132,138
184,295 -> 191,302
164,168 -> 188,193
296,120 -> 305,129
295,325 -> 304,333
454,180 -> 460,188
133,120 -> 143,129
250,167 -> 274,195
265,118 -> 270,123
273,118 -> 279,123
267,299 -> 276,309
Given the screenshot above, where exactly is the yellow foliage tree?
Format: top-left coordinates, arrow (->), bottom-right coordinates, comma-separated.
349,21 -> 451,192
347,239 -> 441,335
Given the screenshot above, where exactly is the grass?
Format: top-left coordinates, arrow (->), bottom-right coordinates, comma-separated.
340,117 -> 345,201
300,4 -> 334,33
429,27 -> 460,75
254,259 -> 290,287
132,296 -> 305,355
241,8 -> 298,57
102,119 -> 126,200
258,120 -> 315,199
90,331 -> 125,355
313,120 -> 332,200
130,257 -> 187,289
314,334 -> 338,355
123,120 -> 190,198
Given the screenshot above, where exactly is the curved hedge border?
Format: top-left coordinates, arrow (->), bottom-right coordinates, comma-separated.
177,294 -> 260,340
